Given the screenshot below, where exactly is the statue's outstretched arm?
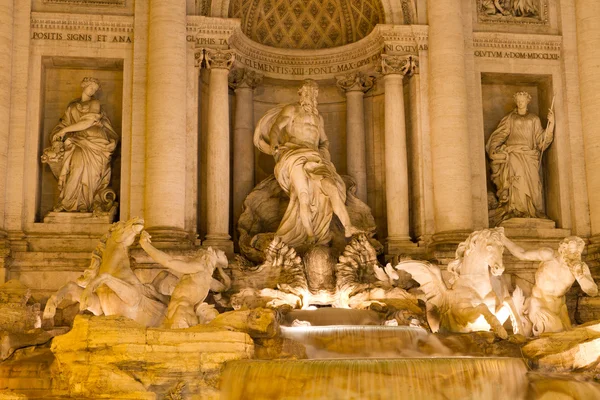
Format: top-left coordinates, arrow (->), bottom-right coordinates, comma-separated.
54,112 -> 102,140
210,264 -> 231,292
140,230 -> 202,274
501,235 -> 554,262
574,262 -> 598,296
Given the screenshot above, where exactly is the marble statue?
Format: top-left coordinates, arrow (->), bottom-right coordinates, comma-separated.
395,228 -> 523,338
139,231 -> 231,328
486,91 -> 555,226
41,77 -> 119,215
43,218 -> 171,328
502,235 -> 598,336
253,79 -> 363,249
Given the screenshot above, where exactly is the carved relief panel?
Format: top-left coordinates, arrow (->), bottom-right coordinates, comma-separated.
477,0 -> 549,25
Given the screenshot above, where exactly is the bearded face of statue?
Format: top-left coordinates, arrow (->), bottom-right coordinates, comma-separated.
558,237 -> 585,267
299,84 -> 319,114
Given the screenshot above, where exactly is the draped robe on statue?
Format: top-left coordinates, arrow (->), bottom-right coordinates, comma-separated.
254,105 -> 347,249
486,110 -> 553,223
51,100 -> 119,212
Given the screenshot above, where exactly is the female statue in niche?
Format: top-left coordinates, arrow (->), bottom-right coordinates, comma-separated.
42,77 -> 119,214
486,91 -> 554,226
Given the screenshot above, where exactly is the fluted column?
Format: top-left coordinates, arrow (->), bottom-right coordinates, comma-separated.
427,0 -> 473,237
229,68 -> 263,237
0,0 -> 12,281
336,72 -> 374,202
0,0 -> 13,237
382,55 -> 416,253
204,49 -> 235,253
145,0 -> 187,241
575,0 -> 600,238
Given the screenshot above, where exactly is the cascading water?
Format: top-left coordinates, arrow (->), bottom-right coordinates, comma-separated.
221,358 -> 528,399
279,325 -> 429,358
220,319 -> 529,399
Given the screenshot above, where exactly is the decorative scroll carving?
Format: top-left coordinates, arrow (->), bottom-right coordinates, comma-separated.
335,72 -> 375,93
381,54 -> 418,76
195,50 -> 204,67
477,0 -> 549,25
228,68 -> 264,90
204,48 -> 235,70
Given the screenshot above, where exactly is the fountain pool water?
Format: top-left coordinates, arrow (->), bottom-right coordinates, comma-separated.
220,323 -> 529,399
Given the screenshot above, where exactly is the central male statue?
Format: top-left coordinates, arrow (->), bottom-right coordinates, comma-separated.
254,80 -> 361,248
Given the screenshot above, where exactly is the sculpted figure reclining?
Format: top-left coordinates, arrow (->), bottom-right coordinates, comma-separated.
140,231 -> 231,328
43,218 -> 171,327
502,235 -> 598,336
43,218 -> 231,329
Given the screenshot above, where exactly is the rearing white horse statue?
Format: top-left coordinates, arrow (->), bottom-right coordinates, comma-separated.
395,228 -> 523,338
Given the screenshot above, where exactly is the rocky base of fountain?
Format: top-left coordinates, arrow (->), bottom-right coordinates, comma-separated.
49,314 -> 256,399
2,311 -> 600,399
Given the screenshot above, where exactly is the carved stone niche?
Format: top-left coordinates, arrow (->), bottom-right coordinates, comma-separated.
38,57 -> 124,224
481,72 -> 562,232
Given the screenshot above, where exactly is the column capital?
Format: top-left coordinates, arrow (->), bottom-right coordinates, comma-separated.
194,50 -> 204,67
381,54 -> 419,76
228,68 -> 263,91
204,48 -> 235,70
335,71 -> 375,93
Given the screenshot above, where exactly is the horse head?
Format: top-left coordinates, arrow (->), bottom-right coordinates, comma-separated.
447,228 -> 505,285
109,217 -> 145,246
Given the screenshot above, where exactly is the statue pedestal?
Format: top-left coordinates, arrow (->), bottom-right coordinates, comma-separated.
43,207 -> 117,225
499,218 -> 570,244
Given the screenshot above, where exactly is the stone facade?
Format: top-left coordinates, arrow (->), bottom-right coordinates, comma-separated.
0,0 -> 598,321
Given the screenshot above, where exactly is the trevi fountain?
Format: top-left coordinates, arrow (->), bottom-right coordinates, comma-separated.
2,0 -> 600,399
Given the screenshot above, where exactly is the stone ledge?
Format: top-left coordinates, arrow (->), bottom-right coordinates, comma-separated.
51,315 -> 254,399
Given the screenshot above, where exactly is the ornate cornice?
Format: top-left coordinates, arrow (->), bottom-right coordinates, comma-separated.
186,16 -> 240,44
336,72 -> 375,93
473,32 -> 561,60
42,0 -> 126,6
31,12 -> 133,34
223,24 -> 421,80
228,68 -> 263,90
381,54 -> 418,76
204,48 -> 236,70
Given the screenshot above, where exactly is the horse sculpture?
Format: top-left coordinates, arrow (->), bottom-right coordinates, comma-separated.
395,228 -> 522,338
43,217 -> 172,327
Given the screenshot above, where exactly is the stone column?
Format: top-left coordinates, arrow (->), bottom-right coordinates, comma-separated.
382,55 -> 417,253
336,72 -> 374,202
203,49 -> 235,253
575,0 -> 600,238
145,0 -> 188,242
0,0 -> 14,240
427,0 -> 473,239
229,68 -> 262,237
